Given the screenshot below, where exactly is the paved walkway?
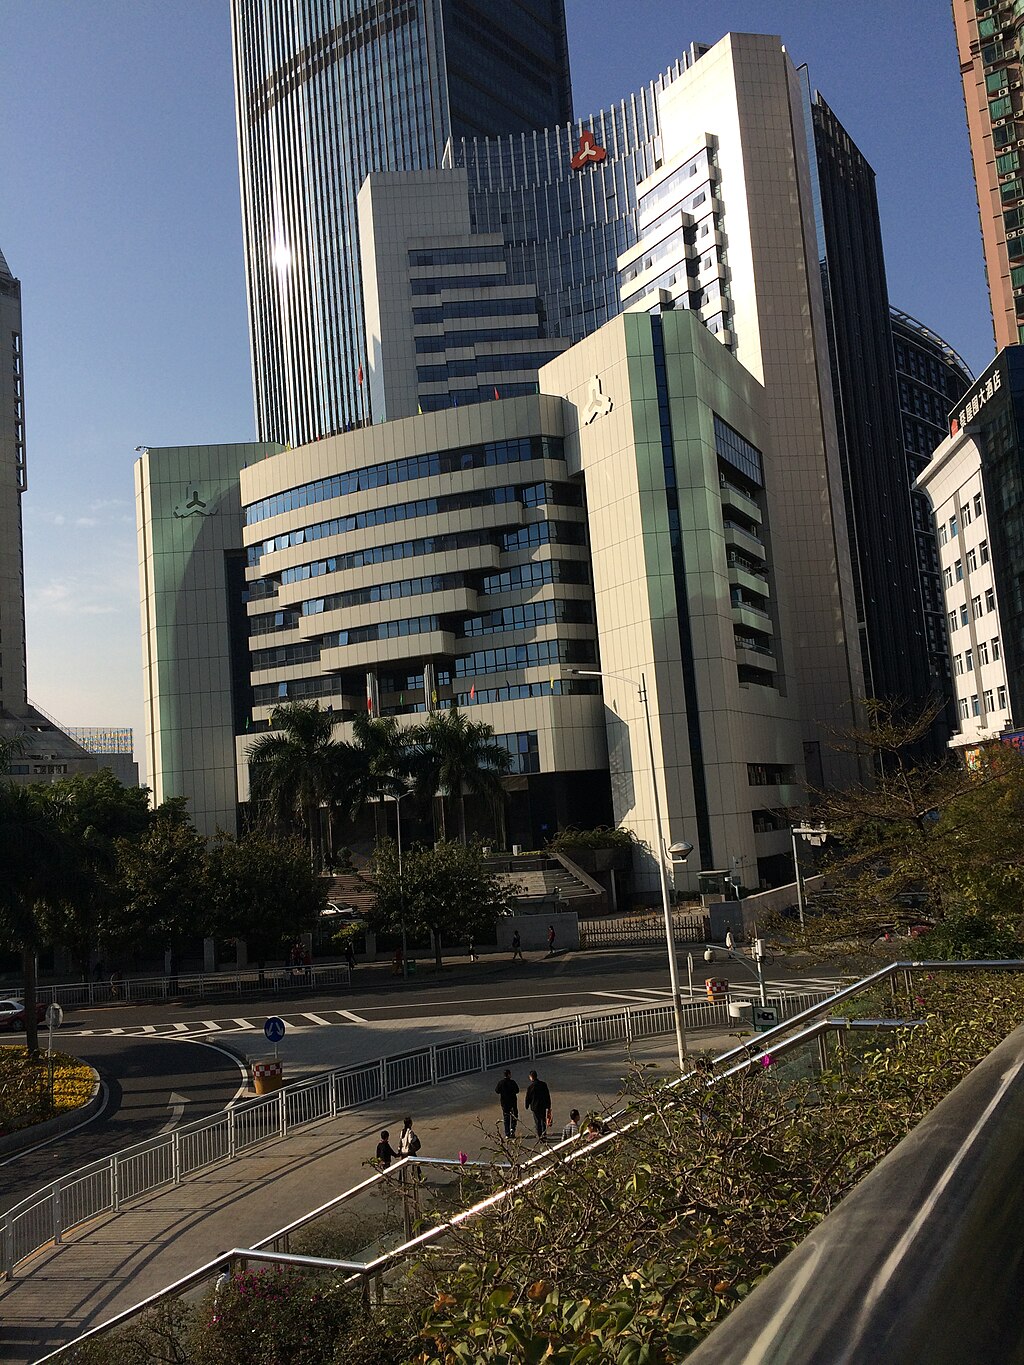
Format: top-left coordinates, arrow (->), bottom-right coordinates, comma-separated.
0,1011 -> 746,1365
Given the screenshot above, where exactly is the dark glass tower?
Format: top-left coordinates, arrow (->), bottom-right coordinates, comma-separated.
806,89 -> 941,736
230,0 -> 572,450
891,309 -> 974,730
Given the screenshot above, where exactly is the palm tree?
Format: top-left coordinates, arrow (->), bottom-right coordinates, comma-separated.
410,708 -> 513,844
246,702 -> 351,866
343,714 -> 413,822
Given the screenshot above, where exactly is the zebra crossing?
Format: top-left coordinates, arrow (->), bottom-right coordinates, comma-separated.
64,1007 -> 367,1040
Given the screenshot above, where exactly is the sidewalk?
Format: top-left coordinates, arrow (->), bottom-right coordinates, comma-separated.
0,1022 -> 740,1365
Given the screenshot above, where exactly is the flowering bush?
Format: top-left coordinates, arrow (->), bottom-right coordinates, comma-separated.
0,1046 -> 93,1136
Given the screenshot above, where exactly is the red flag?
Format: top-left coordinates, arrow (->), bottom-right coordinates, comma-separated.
470,684 -> 476,700
357,363 -> 364,386
493,386 -> 500,401
366,694 -> 373,712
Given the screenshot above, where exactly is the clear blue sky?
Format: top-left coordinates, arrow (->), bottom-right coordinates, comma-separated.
0,1 -> 991,781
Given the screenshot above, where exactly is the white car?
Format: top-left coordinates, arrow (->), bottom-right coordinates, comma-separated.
323,902 -> 365,922
0,997 -> 46,1031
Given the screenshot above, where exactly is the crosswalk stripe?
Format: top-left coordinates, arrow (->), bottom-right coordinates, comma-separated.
335,1009 -> 366,1023
300,1013 -> 333,1026
200,1020 -> 222,1031
141,1024 -> 158,1033
172,1022 -> 190,1032
233,1018 -> 255,1029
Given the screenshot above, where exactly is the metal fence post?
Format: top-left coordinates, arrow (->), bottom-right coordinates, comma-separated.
430,1044 -> 438,1085
111,1155 -> 120,1212
172,1131 -> 181,1186
330,1072 -> 338,1118
624,1007 -> 633,1044
576,1015 -> 585,1051
479,1039 -> 486,1072
380,1058 -> 387,1099
51,1183 -> 62,1246
3,1216 -> 13,1281
279,1089 -> 288,1137
528,1023 -> 536,1059
228,1106 -> 237,1161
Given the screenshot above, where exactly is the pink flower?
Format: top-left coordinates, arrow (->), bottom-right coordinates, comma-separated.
458,1151 -> 468,1165
760,1054 -> 774,1068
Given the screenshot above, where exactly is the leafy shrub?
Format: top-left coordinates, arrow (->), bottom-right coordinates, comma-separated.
547,826 -> 639,852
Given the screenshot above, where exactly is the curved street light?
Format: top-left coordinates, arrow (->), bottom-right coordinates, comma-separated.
570,667 -> 691,1069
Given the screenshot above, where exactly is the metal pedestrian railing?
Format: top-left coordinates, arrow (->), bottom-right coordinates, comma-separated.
34,962 -> 352,1009
0,985 -> 831,1280
579,912 -> 710,948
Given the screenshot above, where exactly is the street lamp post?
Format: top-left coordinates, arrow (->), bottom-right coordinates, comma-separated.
390,789 -> 414,979
790,825 -> 830,929
571,667 -> 691,1070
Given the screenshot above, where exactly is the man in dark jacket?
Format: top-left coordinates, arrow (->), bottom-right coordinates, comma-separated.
494,1069 -> 520,1137
525,1070 -> 552,1138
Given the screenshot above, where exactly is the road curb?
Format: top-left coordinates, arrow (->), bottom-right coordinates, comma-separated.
0,1068 -> 103,1157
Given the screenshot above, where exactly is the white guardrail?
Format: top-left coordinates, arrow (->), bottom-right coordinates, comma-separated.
34,963 -> 352,1008
1,986 -> 832,1280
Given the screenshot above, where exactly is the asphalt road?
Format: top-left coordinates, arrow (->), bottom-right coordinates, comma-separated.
55,947 -> 843,1034
0,1034 -> 243,1215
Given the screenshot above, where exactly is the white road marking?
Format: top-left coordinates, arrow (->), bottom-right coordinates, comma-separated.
233,1018 -> 255,1029
300,1013 -> 334,1025
155,1092 -> 189,1134
200,1020 -> 222,1031
335,1009 -> 366,1023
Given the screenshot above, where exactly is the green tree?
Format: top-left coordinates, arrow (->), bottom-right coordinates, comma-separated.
107,803 -> 209,973
811,700 -> 1024,952
371,838 -> 519,967
207,831 -> 326,975
246,702 -> 350,866
409,708 -> 512,844
0,783 -> 71,1055
34,771 -> 152,976
341,714 -> 411,819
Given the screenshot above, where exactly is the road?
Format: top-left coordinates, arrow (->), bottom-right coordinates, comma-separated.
1,950 -> 843,1207
0,1035 -> 243,1215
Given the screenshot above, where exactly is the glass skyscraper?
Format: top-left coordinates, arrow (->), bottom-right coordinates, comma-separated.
231,0 -> 573,450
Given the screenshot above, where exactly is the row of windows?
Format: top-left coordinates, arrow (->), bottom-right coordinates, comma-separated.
267,519 -> 589,590
714,414 -> 764,488
249,571 -> 468,632
252,614 -> 443,669
409,273 -> 508,295
412,296 -> 540,323
462,598 -> 593,637
939,493 -> 984,544
948,590 -> 997,633
453,638 -> 595,678
480,557 -> 589,595
747,763 -> 796,786
953,632 -> 1002,673
492,730 -> 540,775
414,327 -> 541,353
418,381 -> 541,408
416,350 -> 564,381
408,245 -> 507,267
958,687 -> 1007,720
453,678 -> 600,707
244,435 -> 562,526
249,481 -> 581,567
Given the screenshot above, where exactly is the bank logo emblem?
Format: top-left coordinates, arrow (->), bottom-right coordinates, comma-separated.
583,374 -> 613,425
173,488 -> 211,519
571,129 -> 607,171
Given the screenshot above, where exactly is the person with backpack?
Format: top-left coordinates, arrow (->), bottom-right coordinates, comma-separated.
399,1115 -> 422,1179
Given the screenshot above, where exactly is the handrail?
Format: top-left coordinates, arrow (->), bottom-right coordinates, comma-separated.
0,985 -> 834,1280
35,960 -> 352,1008
23,960 -> 1024,1361
38,954 -> 1022,1362
685,1017 -> 1024,1363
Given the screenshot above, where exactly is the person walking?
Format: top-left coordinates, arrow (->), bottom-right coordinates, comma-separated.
546,924 -> 556,957
511,930 -> 523,961
375,1130 -> 399,1168
561,1108 -> 582,1140
468,936 -> 478,962
525,1070 -> 552,1139
399,1115 -> 422,1179
494,1068 -> 520,1137
344,941 -> 356,972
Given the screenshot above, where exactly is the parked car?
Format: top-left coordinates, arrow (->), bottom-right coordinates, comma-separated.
323,902 -> 365,923
0,998 -> 47,1031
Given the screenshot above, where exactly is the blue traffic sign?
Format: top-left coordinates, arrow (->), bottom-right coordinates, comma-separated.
264,1016 -> 286,1043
